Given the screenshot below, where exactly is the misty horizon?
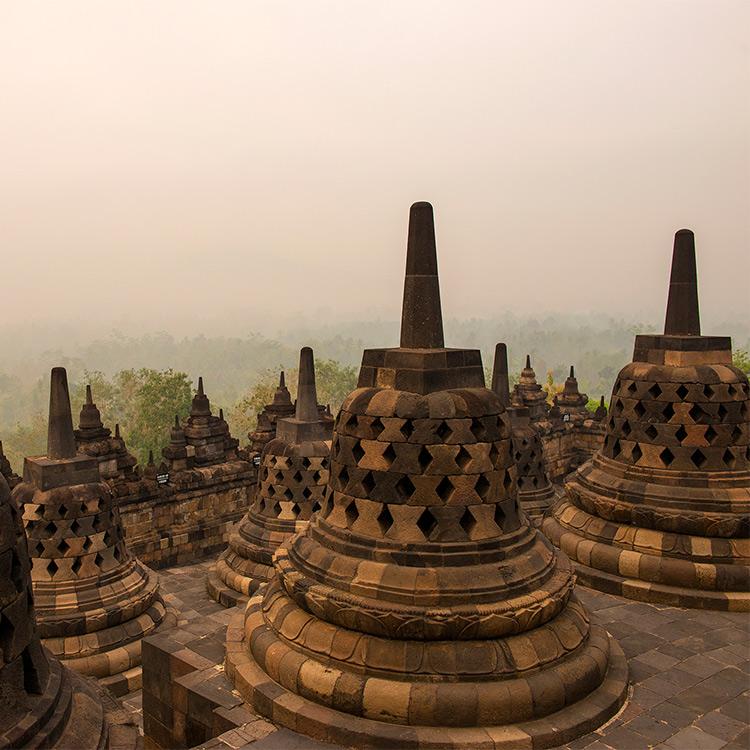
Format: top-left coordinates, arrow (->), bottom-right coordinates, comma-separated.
1,1 -> 748,333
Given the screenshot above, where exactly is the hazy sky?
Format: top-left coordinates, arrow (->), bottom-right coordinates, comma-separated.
1,1 -> 748,337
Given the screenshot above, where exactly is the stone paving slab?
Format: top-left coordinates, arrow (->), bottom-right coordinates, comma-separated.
129,557 -> 749,750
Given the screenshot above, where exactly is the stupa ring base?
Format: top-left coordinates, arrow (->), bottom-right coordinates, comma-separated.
225,607 -> 628,749
543,506 -> 750,612
42,600 -> 172,677
206,548 -> 273,607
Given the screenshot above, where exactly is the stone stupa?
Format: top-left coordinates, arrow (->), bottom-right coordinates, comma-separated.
247,371 -> 296,457
515,354 -> 549,420
492,344 -> 557,523
544,229 -> 750,610
225,202 -> 627,748
554,366 -> 589,417
13,368 -> 168,690
0,469 -> 140,749
208,347 -> 332,606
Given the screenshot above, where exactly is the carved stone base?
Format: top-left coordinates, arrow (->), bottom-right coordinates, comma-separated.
225,594 -> 627,749
543,499 -> 750,611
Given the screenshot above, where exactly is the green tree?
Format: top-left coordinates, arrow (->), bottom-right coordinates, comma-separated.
733,349 -> 750,375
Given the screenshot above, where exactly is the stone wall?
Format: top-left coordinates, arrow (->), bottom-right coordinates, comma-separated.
540,419 -> 605,482
118,461 -> 256,569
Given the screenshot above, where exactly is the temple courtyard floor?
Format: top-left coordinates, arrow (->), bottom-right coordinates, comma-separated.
124,557 -> 750,750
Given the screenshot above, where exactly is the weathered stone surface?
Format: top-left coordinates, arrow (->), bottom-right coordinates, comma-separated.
224,203 -> 627,747
13,368 -> 168,680
544,230 -> 750,611
0,468 -> 140,749
209,348 -> 332,605
491,345 -> 557,523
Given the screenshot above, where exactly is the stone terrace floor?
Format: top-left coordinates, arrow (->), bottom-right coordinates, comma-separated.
125,557 -> 750,750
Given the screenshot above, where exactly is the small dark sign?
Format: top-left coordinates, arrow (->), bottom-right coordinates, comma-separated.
156,473 -> 170,485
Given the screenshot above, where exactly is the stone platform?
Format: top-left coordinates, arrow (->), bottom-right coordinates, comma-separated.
130,557 -> 749,750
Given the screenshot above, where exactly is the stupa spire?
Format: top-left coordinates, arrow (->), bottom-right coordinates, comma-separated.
279,371 -> 286,388
47,368 -> 77,460
399,201 -> 444,349
526,354 -> 531,369
85,384 -> 93,405
664,228 -> 700,336
491,342 -> 511,407
294,347 -> 319,422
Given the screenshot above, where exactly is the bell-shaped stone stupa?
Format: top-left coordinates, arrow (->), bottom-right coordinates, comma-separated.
225,203 -> 627,748
13,368 -> 168,685
209,347 -> 332,606
544,230 -> 750,610
248,372 -> 296,457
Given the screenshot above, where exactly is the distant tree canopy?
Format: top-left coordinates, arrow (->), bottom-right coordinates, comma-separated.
226,359 -> 358,443
733,349 -> 750,375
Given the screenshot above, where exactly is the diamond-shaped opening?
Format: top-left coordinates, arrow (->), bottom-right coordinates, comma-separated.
376,504 -> 394,535
371,418 -> 385,439
382,444 -> 396,467
722,449 -> 735,469
345,413 -> 358,430
302,486 -> 312,499
660,447 -> 674,466
395,475 -> 415,501
662,402 -> 675,421
455,446 -> 471,469
301,457 -> 311,469
46,559 -> 58,577
631,443 -> 643,463
344,499 -> 359,527
416,508 -> 437,539
83,537 -> 92,551
675,425 -> 688,443
459,507 -> 476,537
291,503 -> 301,517
273,501 -> 282,516
267,484 -> 276,497
258,498 -> 267,513
489,443 -> 499,467
633,401 -> 646,418
611,439 -> 622,458
689,404 -> 704,423
648,383 -> 663,399
94,553 -> 104,568
417,446 -> 432,471
502,471 -> 513,491
731,425 -> 742,442
676,384 -> 689,400
321,457 -> 329,469
332,438 -> 341,458
337,465 -> 349,487
71,557 -> 82,575
275,471 -> 284,483
311,501 -> 322,514
704,425 -> 718,444
400,420 -> 414,440
470,419 -> 487,441
361,471 -> 376,494
621,420 -> 631,437
728,384 -> 737,397
283,488 -> 294,501
312,470 -> 321,482
691,449 -> 707,469
613,399 -> 624,415
608,417 -> 616,429
352,441 -> 365,464
293,470 -> 303,483
703,384 -> 715,399
718,404 -> 728,419
436,476 -> 454,501
494,503 -> 506,529
58,504 -> 67,517
645,424 -> 658,440
57,539 -> 70,555
514,450 -> 522,461
627,382 -> 638,394
475,474 -> 490,499
44,521 -> 56,535
436,421 -> 453,441
34,541 -> 45,557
